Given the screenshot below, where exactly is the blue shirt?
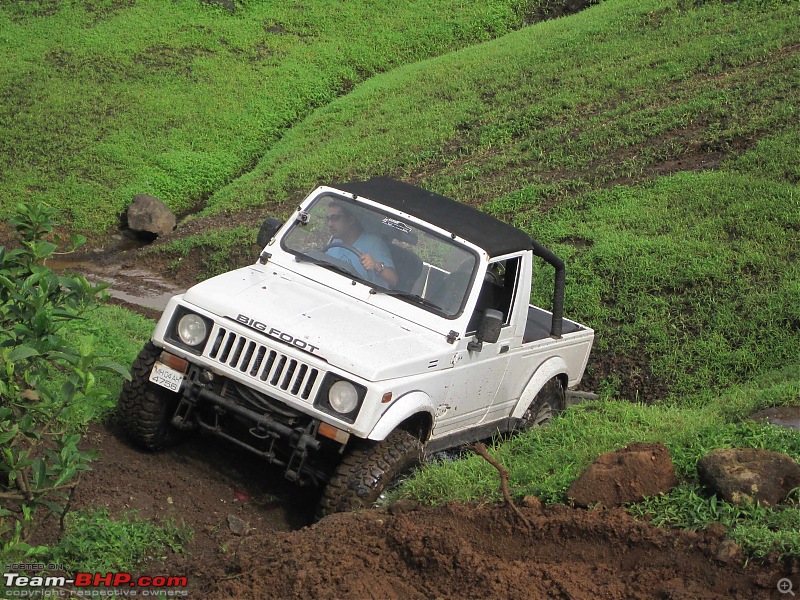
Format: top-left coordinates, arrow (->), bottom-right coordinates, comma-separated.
326,233 -> 394,285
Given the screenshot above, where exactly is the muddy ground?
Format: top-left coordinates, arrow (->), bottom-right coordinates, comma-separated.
53,422 -> 795,599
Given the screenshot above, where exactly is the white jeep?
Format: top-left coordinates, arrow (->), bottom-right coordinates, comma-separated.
118,178 -> 594,517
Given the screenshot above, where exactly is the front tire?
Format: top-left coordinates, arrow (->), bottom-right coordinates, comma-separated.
316,429 -> 423,520
117,342 -> 186,451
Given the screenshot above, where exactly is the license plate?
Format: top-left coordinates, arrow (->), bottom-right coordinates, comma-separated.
149,361 -> 185,392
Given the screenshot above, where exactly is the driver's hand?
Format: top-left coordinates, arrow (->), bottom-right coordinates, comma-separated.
360,253 -> 378,271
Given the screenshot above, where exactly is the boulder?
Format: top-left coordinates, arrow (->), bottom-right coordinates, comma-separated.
697,448 -> 800,506
127,194 -> 176,237
567,442 -> 678,507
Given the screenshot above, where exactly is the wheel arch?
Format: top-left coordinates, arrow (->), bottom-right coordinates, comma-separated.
396,412 -> 434,443
510,356 -> 569,421
367,391 -> 435,442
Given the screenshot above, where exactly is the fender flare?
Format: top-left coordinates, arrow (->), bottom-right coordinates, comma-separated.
510,356 -> 569,420
367,391 -> 435,442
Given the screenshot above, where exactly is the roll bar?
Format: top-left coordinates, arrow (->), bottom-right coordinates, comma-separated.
530,238 -> 565,339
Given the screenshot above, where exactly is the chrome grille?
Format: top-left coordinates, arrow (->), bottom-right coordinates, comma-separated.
207,327 -> 320,401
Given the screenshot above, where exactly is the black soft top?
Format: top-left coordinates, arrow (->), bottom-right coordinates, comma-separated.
333,178 -> 532,258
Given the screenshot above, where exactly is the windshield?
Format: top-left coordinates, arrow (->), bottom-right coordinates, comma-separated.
281,194 -> 478,317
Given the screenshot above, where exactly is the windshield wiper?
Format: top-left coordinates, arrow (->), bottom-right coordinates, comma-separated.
369,287 -> 442,310
294,252 -> 358,278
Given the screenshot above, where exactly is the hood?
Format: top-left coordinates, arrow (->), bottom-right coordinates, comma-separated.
181,265 -> 449,381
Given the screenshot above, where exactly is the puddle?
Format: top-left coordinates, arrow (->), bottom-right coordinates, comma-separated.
38,229 -> 187,313
48,257 -> 185,312
749,406 -> 800,432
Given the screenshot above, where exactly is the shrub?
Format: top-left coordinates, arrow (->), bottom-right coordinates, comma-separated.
0,204 -> 130,560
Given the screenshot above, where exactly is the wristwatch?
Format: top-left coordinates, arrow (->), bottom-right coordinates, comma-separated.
376,262 -> 385,273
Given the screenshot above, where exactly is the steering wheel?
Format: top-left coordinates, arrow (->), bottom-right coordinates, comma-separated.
303,249 -> 361,278
323,241 -> 363,259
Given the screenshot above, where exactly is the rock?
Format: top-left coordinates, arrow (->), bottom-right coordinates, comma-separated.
227,514 -> 249,536
697,448 -> 800,506
567,442 -> 678,507
388,499 -> 420,515
127,194 -> 176,237
521,495 -> 542,511
715,538 -> 743,564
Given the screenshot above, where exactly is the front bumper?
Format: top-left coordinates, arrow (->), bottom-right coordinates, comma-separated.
167,361 -> 347,486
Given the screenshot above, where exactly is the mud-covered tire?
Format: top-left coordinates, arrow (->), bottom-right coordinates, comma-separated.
520,377 -> 565,429
316,429 -> 423,520
117,342 -> 186,451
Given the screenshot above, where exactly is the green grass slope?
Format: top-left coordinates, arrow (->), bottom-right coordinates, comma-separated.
530,137 -> 800,399
0,0 -> 545,230
206,0 -> 798,210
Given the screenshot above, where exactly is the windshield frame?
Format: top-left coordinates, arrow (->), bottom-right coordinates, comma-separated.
278,190 -> 481,320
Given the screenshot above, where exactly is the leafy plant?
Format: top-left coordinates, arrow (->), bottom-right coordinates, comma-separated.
0,203 -> 130,560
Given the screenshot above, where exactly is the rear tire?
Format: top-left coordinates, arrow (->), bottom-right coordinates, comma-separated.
316,429 -> 423,520
520,377 -> 565,429
117,342 -> 186,451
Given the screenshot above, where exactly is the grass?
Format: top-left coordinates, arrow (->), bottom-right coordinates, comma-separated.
60,303 -> 155,422
144,223 -> 258,280
630,486 -> 800,561
0,0 -> 552,232
524,139 -> 800,399
402,364 -> 800,557
48,508 -> 191,573
205,0 -> 799,211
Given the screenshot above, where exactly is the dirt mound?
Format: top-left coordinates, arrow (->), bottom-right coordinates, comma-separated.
567,441 -> 678,507
212,502 -> 791,599
52,425 -> 795,599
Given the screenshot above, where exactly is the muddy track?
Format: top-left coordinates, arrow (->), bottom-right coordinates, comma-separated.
57,422 -> 797,599
67,422 -> 318,557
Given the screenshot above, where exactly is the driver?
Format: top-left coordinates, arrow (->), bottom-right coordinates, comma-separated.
325,201 -> 398,287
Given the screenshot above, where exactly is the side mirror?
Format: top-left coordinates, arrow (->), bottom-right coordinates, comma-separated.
467,309 -> 503,352
257,217 -> 283,248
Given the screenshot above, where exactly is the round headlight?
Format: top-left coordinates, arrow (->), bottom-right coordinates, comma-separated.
177,314 -> 208,346
328,380 -> 359,414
